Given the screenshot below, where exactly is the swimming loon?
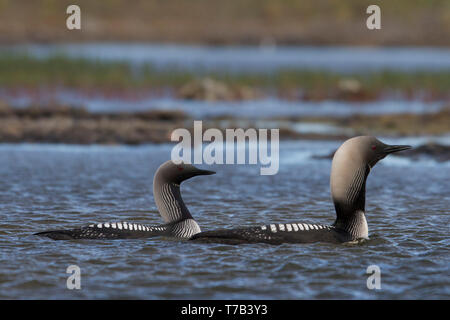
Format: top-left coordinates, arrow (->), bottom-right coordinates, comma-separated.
34,161 -> 215,240
191,136 -> 411,244
36,136 -> 410,244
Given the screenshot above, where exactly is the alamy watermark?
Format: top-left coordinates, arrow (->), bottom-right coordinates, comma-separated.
66,5 -> 81,30
66,265 -> 81,290
366,5 -> 381,30
366,265 -> 381,290
171,121 -> 279,175
65,5 -> 379,31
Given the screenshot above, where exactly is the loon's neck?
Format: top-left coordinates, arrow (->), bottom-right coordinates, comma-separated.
154,181 -> 193,223
331,164 -> 370,239
153,181 -> 201,238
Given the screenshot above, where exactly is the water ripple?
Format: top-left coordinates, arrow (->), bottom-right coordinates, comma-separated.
0,142 -> 448,299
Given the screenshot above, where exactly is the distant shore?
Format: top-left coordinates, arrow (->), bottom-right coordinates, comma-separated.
0,0 -> 449,46
1,55 -> 449,102
0,104 -> 448,145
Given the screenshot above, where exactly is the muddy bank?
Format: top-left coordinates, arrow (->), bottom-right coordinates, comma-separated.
0,104 -> 188,144
0,105 -> 346,144
0,104 -> 297,144
277,108 -> 450,136
0,103 -> 356,144
0,104 -> 448,145
331,109 -> 450,136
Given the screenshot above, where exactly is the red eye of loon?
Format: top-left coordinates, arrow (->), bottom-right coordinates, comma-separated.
178,167 -> 184,171
371,145 -> 377,150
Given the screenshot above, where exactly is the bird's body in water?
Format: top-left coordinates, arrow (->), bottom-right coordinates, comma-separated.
35,162 -> 214,240
35,136 -> 411,244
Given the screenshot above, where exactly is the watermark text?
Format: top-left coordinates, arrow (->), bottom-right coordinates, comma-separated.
171,121 -> 279,175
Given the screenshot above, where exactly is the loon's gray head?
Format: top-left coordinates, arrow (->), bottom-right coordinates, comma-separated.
330,136 -> 411,238
153,160 -> 215,229
154,160 -> 216,185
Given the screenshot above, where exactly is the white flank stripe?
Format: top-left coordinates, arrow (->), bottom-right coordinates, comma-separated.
111,223 -> 117,229
261,225 -> 267,230
286,224 -> 292,232
97,223 -> 102,228
105,223 -> 110,228
293,224 -> 299,231
278,224 -> 285,231
270,224 -> 277,233
118,223 -> 123,230
298,223 -> 304,231
303,224 -> 309,231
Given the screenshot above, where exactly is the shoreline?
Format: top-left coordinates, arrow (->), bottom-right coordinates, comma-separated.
0,104 -> 448,144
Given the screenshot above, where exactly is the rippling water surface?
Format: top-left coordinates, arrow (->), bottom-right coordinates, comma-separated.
0,141 -> 448,299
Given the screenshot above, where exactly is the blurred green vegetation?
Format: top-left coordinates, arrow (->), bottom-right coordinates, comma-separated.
0,54 -> 449,99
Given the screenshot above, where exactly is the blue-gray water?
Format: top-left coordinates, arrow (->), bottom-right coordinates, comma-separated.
3,43 -> 450,72
1,90 -> 446,118
0,140 -> 448,299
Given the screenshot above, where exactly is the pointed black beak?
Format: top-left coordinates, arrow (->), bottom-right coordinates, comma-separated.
196,169 -> 216,176
384,144 -> 412,155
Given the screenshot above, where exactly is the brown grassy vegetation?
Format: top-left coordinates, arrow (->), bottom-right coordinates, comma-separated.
0,0 -> 449,46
